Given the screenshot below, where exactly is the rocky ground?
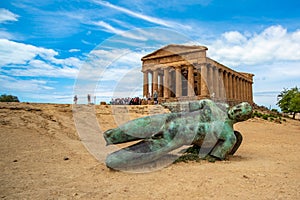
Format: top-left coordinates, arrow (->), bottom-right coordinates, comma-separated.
0,102 -> 299,199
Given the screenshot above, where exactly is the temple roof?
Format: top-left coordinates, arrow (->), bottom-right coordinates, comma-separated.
141,44 -> 208,61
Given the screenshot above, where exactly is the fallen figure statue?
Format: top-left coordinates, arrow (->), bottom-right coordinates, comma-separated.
103,99 -> 252,170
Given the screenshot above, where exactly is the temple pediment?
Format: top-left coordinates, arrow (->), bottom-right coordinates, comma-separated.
141,44 -> 208,61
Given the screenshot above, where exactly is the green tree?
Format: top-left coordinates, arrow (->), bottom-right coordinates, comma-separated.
0,94 -> 20,102
277,87 -> 300,119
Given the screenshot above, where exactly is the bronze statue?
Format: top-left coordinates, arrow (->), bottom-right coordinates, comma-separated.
103,99 -> 252,170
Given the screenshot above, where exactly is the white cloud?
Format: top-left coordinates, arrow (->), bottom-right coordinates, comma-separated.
74,47 -> 146,100
119,0 -> 212,10
0,9 -> 19,23
0,39 -> 57,66
93,21 -> 147,40
69,49 -> 81,53
0,75 -> 53,92
76,47 -> 145,82
91,0 -> 190,30
0,75 -> 74,102
204,25 -> 300,109
207,25 -> 300,66
50,56 -> 82,68
92,47 -> 145,65
0,39 -> 82,103
0,30 -> 14,39
222,31 -> 247,44
94,21 -> 123,34
81,39 -> 96,46
5,59 -> 79,78
0,39 -> 81,78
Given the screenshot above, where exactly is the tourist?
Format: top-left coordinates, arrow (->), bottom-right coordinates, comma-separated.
73,95 -> 78,104
147,92 -> 151,105
87,94 -> 91,104
153,90 -> 158,104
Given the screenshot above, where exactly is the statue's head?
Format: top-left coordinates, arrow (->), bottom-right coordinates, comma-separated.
228,102 -> 252,122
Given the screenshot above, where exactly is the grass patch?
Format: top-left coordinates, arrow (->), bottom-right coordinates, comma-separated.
174,145 -> 217,163
252,110 -> 286,123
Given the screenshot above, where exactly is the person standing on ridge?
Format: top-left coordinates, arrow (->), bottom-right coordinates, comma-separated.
153,90 -> 158,105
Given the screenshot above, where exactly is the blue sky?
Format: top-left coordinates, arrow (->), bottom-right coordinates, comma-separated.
1,0 -> 300,109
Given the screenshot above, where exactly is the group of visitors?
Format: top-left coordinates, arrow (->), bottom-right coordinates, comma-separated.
110,97 -> 132,105
73,91 -> 160,105
110,92 -> 160,105
110,97 -> 144,105
129,97 -> 142,105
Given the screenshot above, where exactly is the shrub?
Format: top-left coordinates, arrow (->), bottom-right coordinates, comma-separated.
271,108 -> 279,113
0,94 -> 20,102
253,111 -> 263,118
262,114 -> 269,120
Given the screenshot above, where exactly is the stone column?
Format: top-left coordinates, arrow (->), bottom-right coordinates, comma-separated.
245,79 -> 248,101
159,73 -> 163,97
240,79 -> 243,101
232,74 -> 236,100
228,73 -> 232,100
236,76 -> 239,101
175,67 -> 182,97
170,70 -> 175,97
163,68 -> 170,98
150,71 -> 153,96
231,75 -> 235,100
200,64 -> 209,98
239,78 -> 243,101
245,81 -> 249,101
241,79 -> 245,101
245,81 -> 248,102
188,65 -> 195,96
223,71 -> 228,100
213,67 -> 219,99
219,69 -> 224,100
207,65 -> 213,95
153,69 -> 158,95
250,82 -> 253,103
236,76 -> 241,101
197,69 -> 201,96
235,75 -> 238,101
247,81 -> 251,102
143,71 -> 149,97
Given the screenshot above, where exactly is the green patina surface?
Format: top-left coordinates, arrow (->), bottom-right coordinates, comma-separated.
103,99 -> 252,170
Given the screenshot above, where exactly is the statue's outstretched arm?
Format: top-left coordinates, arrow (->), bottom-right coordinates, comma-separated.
103,113 -> 178,145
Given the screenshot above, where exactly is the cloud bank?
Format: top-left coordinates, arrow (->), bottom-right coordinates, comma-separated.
207,25 -> 300,66
0,39 -> 81,78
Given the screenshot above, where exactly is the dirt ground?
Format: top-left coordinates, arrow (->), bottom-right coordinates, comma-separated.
0,102 -> 299,199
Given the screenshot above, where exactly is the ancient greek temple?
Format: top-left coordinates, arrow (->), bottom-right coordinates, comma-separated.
141,44 -> 254,105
